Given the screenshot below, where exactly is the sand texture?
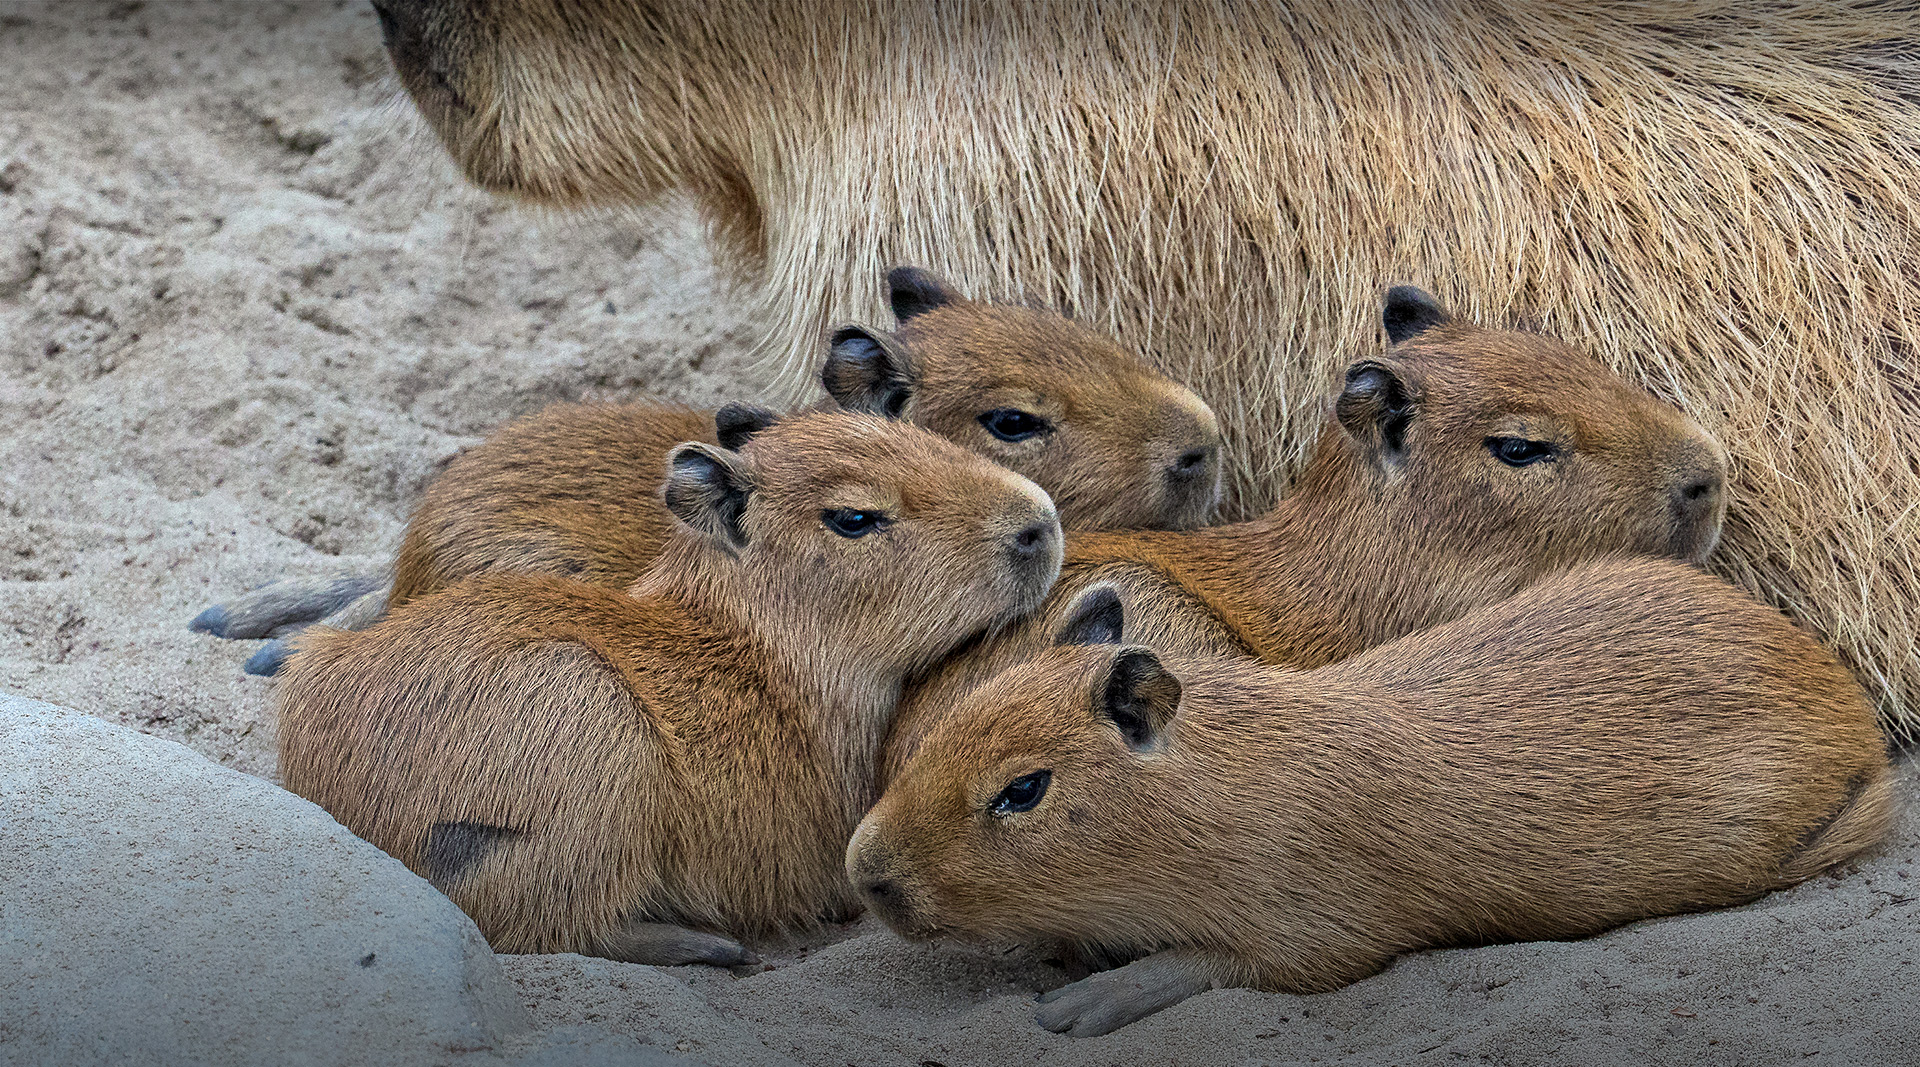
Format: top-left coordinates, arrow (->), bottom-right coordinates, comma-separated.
2,4 -> 1914,1064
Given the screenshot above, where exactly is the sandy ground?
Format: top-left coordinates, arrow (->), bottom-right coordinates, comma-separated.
4,4 -> 1916,1065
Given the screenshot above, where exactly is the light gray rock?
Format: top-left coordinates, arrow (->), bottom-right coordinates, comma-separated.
0,694 -> 676,1067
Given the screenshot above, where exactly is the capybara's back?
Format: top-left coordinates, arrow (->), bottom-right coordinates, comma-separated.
1327,558 -> 1894,917
279,574 -> 858,954
389,403 -> 713,605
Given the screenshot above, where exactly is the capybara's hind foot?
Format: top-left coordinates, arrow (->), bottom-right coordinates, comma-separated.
191,572 -> 387,639
189,573 -> 389,675
238,582 -> 389,677
592,920 -> 760,970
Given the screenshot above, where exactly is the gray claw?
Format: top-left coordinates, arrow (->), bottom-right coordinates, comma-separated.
244,639 -> 295,677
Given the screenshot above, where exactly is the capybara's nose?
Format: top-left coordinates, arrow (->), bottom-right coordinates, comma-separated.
369,0 -> 472,115
1010,520 -> 1056,563
857,874 -> 914,926
1673,464 -> 1724,517
1670,460 -> 1727,561
1158,440 -> 1222,528
1167,446 -> 1216,480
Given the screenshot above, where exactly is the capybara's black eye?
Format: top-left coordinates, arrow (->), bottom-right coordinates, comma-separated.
979,409 -> 1051,442
823,509 -> 889,538
990,769 -> 1052,815
1486,436 -> 1558,467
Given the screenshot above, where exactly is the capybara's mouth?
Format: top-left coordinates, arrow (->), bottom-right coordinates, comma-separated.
856,884 -> 938,940
1163,474 -> 1224,531
1672,503 -> 1725,563
373,0 -> 476,121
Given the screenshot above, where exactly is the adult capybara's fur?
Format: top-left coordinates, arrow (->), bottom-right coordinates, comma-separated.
881,289 -> 1728,783
373,0 -> 1920,729
852,560 -> 1894,1036
388,268 -> 1219,607
278,411 -> 1062,958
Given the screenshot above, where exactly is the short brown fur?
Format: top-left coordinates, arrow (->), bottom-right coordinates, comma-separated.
389,403 -> 712,606
279,411 -> 1062,958
853,559 -> 1894,1035
882,294 -> 1728,782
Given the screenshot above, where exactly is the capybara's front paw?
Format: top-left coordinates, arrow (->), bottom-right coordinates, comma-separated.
595,920 -> 761,970
1034,951 -> 1215,1037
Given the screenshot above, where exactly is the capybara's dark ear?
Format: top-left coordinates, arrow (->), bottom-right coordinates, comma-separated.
663,442 -> 752,550
1382,286 -> 1452,345
1336,360 -> 1415,462
887,266 -> 964,322
1099,647 -> 1182,752
1056,584 -> 1125,646
823,325 -> 916,418
714,402 -> 780,450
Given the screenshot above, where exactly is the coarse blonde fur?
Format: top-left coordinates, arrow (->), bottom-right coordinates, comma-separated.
277,411 -> 1062,957
853,559 -> 1895,1035
373,0 -> 1920,730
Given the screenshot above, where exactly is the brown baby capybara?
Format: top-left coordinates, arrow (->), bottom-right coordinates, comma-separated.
276,410 -> 1062,961
370,0 -> 1920,730
852,563 -> 1894,1036
880,287 -> 1728,783
195,266 -> 1219,675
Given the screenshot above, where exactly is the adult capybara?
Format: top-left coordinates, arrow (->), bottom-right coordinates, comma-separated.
369,0 -> 1920,729
853,565 -> 1894,1035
